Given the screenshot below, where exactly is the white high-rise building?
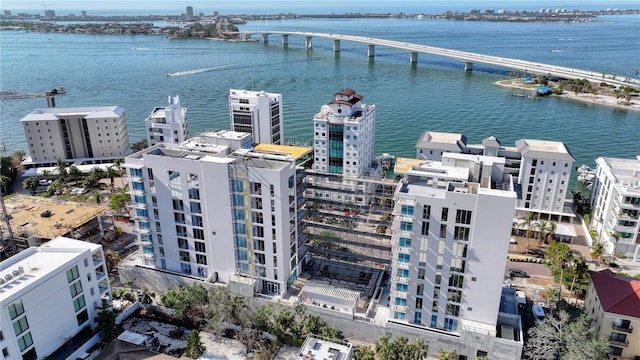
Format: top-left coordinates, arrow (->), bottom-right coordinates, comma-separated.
416,132 -> 574,220
389,153 -> 516,334
21,106 -> 129,168
229,89 -> 283,145
145,95 -> 188,147
589,156 -> 640,260
312,88 -> 376,177
124,131 -> 311,295
0,237 -> 112,360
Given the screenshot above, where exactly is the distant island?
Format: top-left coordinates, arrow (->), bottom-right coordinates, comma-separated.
0,7 -> 638,39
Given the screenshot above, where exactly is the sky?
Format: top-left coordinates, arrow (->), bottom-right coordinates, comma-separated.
1,0 -> 638,15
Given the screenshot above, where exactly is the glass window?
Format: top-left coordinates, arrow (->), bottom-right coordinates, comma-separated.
17,332 -> 33,352
399,237 -> 411,247
398,253 -> 410,263
69,281 -> 83,298
13,317 -> 29,336
73,295 -> 86,312
66,265 -> 80,283
401,205 -> 414,216
7,300 -> 25,320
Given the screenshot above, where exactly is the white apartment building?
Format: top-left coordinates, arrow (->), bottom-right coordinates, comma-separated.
589,156 -> 640,260
145,95 -> 188,147
389,153 -> 516,337
0,237 -> 111,360
229,89 -> 283,145
312,88 -> 376,177
416,131 -> 574,220
21,106 -> 129,167
124,131 -> 311,296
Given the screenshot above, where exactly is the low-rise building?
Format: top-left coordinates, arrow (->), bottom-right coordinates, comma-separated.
585,269 -> 640,359
0,237 -> 112,360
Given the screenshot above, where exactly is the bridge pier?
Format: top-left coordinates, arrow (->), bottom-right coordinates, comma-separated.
464,61 -> 473,71
305,36 -> 312,49
368,44 -> 375,58
282,34 -> 288,46
333,39 -> 340,53
262,34 -> 269,43
410,52 -> 418,64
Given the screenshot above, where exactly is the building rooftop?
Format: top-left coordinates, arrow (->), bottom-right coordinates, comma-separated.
599,156 -> 640,191
590,269 -> 640,318
21,106 -> 125,122
0,237 -> 100,301
394,157 -> 469,180
515,139 -> 574,162
253,143 -> 313,161
2,195 -> 106,239
297,336 -> 353,360
415,131 -> 468,152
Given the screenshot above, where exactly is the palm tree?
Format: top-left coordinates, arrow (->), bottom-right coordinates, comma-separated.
590,241 -> 605,266
137,288 -> 155,304
105,165 -> 118,192
438,349 -> 457,360
411,339 -> 428,360
569,256 -> 588,306
374,336 -> 393,360
520,211 -> 537,239
55,158 -> 68,181
536,221 -> 548,243
68,165 -> 82,184
354,345 -> 375,360
546,222 -> 557,243
610,231 -> 622,255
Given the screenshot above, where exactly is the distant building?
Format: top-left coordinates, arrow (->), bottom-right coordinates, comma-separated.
185,6 -> 194,20
229,89 -> 283,145
589,156 -> 640,260
124,131 -> 311,296
312,88 -> 376,178
145,95 -> 188,147
585,269 -> 640,358
44,9 -> 55,17
0,237 -> 112,360
21,106 -> 130,168
81,11 -> 87,17
4,10 -> 11,16
415,131 -> 575,221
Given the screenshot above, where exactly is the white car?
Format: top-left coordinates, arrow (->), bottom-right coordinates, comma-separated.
39,179 -> 52,186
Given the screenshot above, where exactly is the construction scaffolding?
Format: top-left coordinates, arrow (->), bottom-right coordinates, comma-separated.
302,169 -> 399,278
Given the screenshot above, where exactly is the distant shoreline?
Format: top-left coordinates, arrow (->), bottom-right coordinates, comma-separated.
495,79 -> 640,112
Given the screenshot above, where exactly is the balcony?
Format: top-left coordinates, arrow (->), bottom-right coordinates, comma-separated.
612,323 -> 633,334
609,336 -> 629,347
391,275 -> 409,284
392,245 -> 412,254
391,260 -> 410,270
390,304 -> 407,312
390,290 -> 407,299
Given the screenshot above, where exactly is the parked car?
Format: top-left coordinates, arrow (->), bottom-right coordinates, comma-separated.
509,268 -> 529,278
38,179 -> 52,186
515,291 -> 527,309
532,304 -> 546,325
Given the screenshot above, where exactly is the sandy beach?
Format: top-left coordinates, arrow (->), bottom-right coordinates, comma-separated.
496,79 -> 640,112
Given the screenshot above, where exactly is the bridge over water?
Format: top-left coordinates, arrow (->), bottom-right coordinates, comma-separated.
230,31 -> 639,90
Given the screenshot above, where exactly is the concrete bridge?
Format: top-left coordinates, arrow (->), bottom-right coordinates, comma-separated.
229,31 -> 639,89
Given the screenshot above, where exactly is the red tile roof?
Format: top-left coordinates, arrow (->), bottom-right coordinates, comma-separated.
590,269 -> 640,318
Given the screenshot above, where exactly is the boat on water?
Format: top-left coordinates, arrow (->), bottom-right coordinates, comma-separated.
576,164 -> 596,188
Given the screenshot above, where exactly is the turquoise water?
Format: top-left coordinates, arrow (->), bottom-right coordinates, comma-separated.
1,15 -> 639,175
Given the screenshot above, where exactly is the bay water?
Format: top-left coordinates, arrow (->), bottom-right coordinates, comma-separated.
1,14 -> 638,181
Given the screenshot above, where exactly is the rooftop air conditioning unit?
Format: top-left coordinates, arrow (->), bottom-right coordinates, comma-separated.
0,278 -> 5,285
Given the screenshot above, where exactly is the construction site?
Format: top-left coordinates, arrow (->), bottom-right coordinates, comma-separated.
291,165 -> 399,315
0,194 -> 109,259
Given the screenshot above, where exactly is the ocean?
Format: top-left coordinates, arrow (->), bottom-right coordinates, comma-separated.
1,13 -> 639,186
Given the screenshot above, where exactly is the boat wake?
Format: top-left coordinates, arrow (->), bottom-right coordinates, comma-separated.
549,49 -> 567,53
166,63 -> 249,77
131,47 -> 159,51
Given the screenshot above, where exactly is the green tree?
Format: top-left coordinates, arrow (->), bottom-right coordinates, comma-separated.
545,241 -> 573,302
95,307 -> 121,344
567,256 -> 588,305
354,345 -> 375,360
536,221 -> 548,242
109,187 -> 130,214
520,212 -> 538,239
22,176 -> 40,195
525,311 -> 609,360
184,330 -> 206,359
137,288 -> 155,304
105,165 -> 118,191
55,158 -> 68,181
68,165 -> 82,183
104,249 -> 121,273
590,241 -> 605,265
131,139 -> 149,152
374,336 -> 393,360
438,349 -> 457,360
546,222 -> 557,243
47,179 -> 64,196
0,174 -> 11,194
